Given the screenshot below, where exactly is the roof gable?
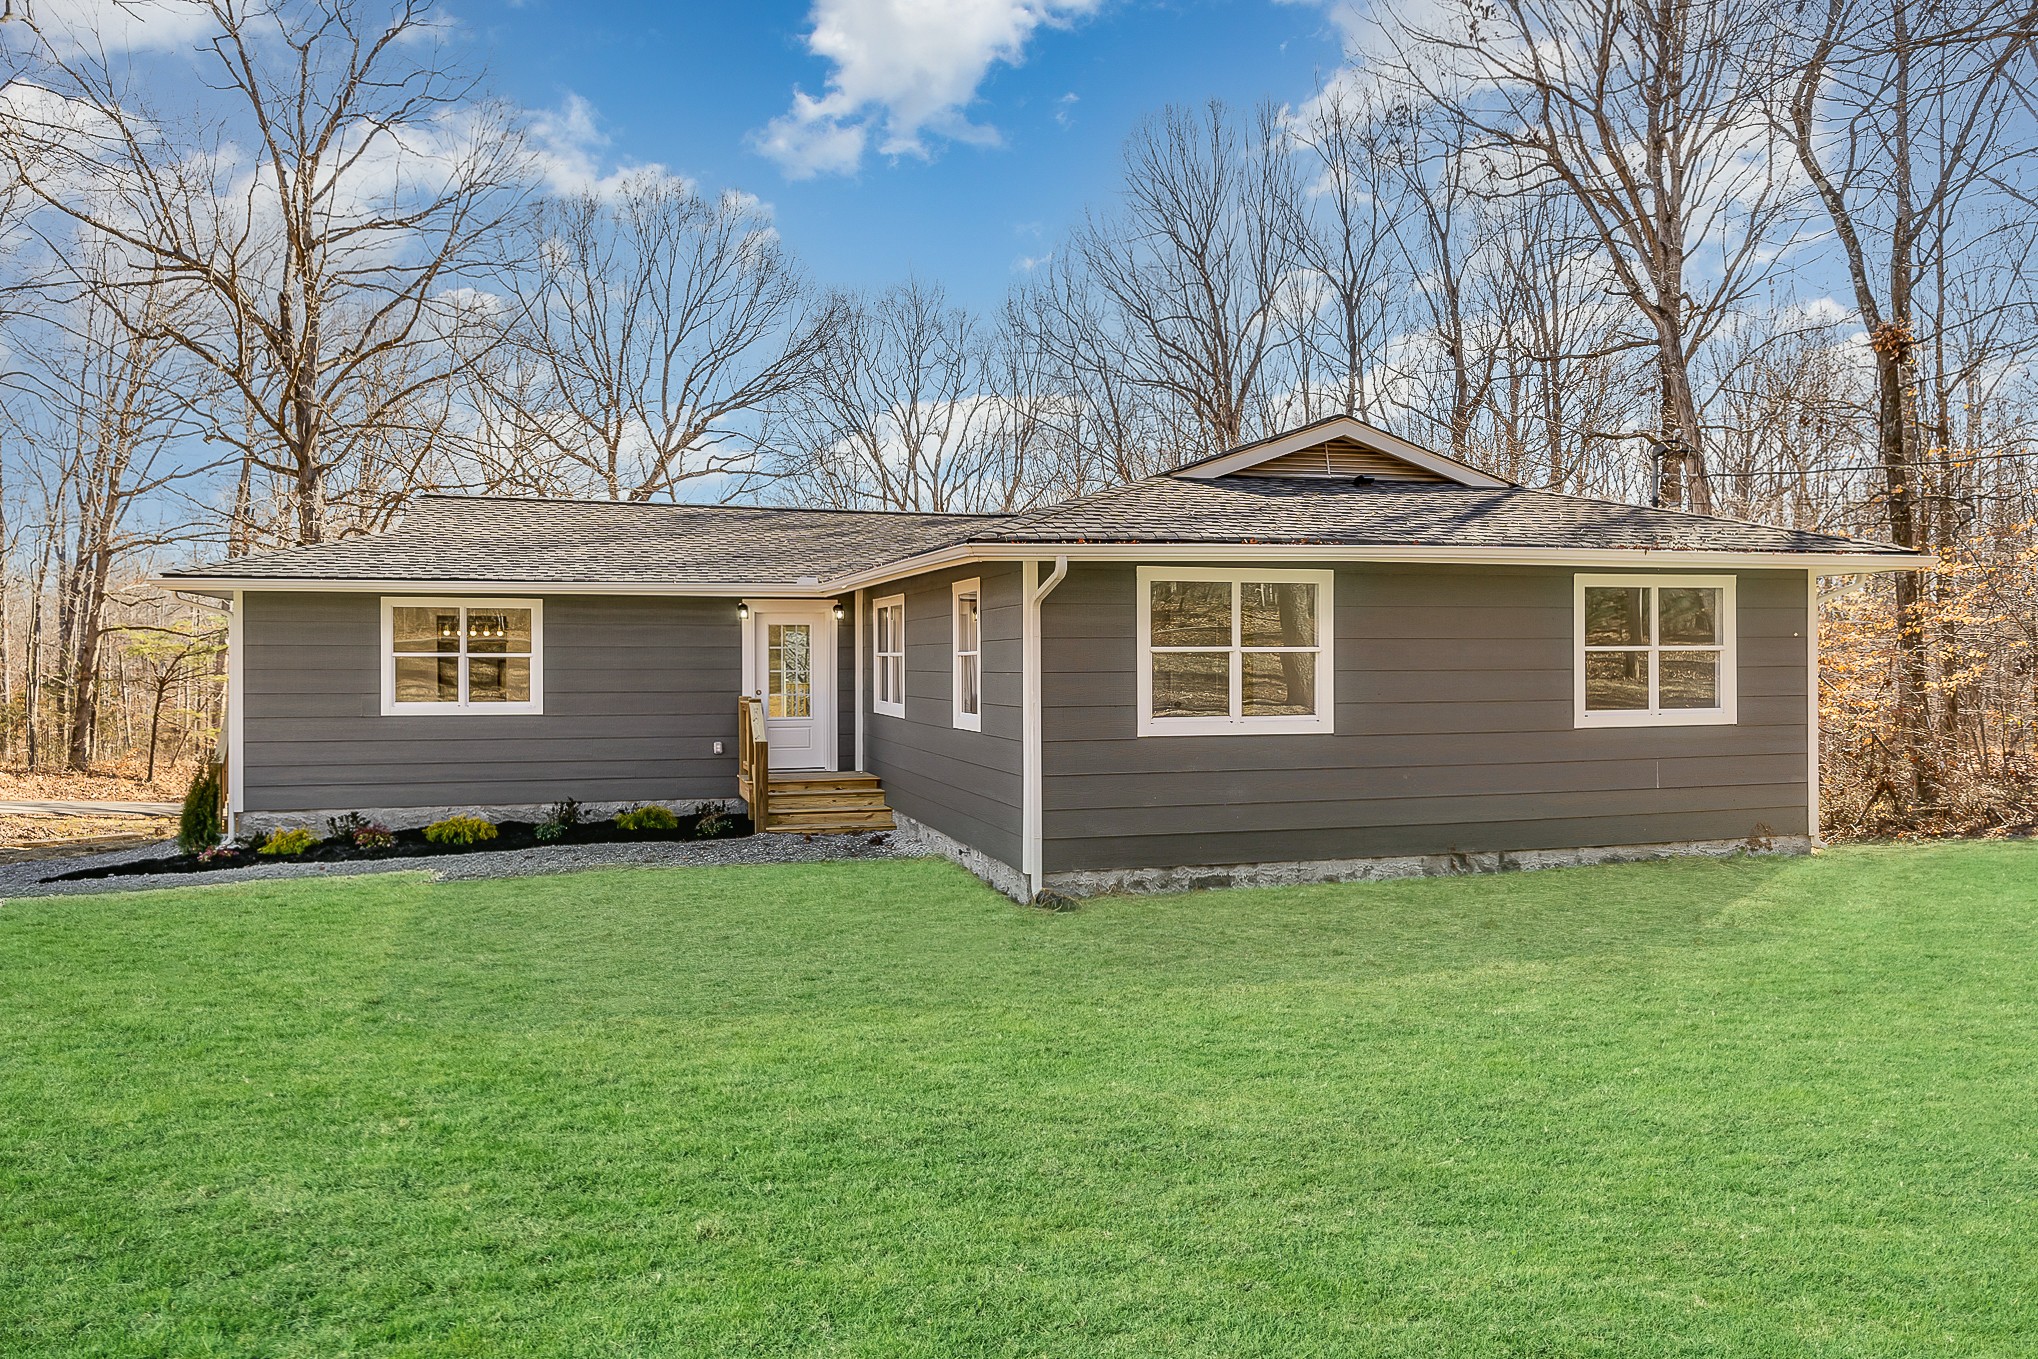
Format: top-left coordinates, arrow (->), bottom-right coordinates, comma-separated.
1172,415 -> 1511,488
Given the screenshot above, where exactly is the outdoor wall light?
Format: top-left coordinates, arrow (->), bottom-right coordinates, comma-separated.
832,601 -> 846,622
736,600 -> 750,620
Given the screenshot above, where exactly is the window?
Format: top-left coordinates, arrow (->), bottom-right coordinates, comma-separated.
1574,575 -> 1736,727
381,598 -> 542,715
873,594 -> 905,718
767,622 -> 812,717
1135,567 -> 1334,735
953,578 -> 982,731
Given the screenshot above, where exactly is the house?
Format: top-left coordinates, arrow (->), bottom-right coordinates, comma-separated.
162,416 -> 1927,900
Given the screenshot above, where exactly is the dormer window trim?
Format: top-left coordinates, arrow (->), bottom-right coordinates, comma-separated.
1169,415 -> 1511,488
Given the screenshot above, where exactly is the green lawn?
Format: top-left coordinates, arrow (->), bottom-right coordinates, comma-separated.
3,846 -> 2035,1357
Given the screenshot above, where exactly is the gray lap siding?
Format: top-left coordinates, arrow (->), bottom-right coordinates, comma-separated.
861,563 -> 1024,872
240,591 -> 745,813
1040,562 -> 1810,873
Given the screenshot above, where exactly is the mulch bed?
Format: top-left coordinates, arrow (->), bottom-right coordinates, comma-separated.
44,811 -> 754,884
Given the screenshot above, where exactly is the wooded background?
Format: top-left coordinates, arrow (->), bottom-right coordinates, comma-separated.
1,0 -> 2032,837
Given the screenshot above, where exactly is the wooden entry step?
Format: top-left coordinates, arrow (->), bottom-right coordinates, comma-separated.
758,770 -> 895,834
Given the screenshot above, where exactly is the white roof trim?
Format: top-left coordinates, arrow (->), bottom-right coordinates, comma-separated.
1174,416 -> 1512,488
161,542 -> 1926,599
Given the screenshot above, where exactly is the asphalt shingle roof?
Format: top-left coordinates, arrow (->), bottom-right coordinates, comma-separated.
164,474 -> 1909,587
983,476 -> 1903,555
163,495 -> 1004,586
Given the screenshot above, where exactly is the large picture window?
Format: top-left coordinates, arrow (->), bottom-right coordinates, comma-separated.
1574,575 -> 1736,727
873,594 -> 905,718
1136,567 -> 1334,735
953,578 -> 982,731
381,598 -> 542,715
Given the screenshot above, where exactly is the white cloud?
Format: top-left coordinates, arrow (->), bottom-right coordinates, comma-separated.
752,0 -> 1103,179
12,0 -> 215,57
525,92 -> 685,198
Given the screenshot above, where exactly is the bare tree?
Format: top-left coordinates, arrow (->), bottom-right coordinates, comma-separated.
1780,0 -> 2038,800
1062,101 -> 1310,463
0,266 -> 215,769
0,0 -> 528,544
1377,0 -> 1799,509
1287,80 -> 1411,426
483,173 -> 837,502
770,279 -> 1009,511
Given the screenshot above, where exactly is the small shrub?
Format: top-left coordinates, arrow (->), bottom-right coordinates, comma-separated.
534,821 -> 566,842
424,815 -> 498,846
353,824 -> 396,850
693,800 -> 733,839
615,804 -> 679,833
178,764 -> 226,854
540,798 -> 583,831
195,845 -> 236,866
327,811 -> 369,840
256,827 -> 320,857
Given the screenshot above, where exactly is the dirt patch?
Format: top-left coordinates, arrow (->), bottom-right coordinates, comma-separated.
0,763 -> 201,805
0,814 -> 176,863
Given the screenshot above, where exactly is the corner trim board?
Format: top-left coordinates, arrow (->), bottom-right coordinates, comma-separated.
1022,555 -> 1069,897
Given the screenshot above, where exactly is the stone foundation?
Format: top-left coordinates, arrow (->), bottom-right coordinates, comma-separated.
1042,836 -> 1815,899
889,812 -> 1031,901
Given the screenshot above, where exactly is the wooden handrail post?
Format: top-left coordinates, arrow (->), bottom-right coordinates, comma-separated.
738,695 -> 769,830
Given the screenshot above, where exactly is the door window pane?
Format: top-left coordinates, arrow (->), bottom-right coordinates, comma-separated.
1152,651 -> 1230,718
1584,651 -> 1650,710
1150,580 -> 1232,648
1241,582 -> 1317,648
1584,587 -> 1650,646
1243,651 -> 1316,716
1658,588 -> 1719,646
769,623 -> 812,718
1659,652 -> 1719,708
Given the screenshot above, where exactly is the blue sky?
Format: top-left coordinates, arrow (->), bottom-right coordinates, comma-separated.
474,0 -> 1353,311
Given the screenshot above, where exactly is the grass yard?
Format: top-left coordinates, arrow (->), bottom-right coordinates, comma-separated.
3,845 -> 2036,1357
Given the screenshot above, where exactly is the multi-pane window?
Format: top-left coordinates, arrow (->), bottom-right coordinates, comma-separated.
383,599 -> 541,714
1575,575 -> 1736,727
873,594 -> 905,718
1136,568 -> 1334,735
953,579 -> 981,731
767,622 -> 812,718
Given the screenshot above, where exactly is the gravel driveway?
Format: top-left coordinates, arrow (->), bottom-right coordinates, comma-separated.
0,830 -> 910,901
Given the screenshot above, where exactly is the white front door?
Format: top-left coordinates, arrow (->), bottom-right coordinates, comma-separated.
745,604 -> 836,771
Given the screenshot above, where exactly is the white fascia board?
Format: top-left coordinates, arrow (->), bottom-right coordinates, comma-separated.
160,543 -> 1928,602
1173,416 -> 1512,487
831,542 -> 1932,590
150,577 -> 829,598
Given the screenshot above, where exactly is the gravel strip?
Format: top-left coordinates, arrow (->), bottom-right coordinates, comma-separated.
0,831 -> 910,901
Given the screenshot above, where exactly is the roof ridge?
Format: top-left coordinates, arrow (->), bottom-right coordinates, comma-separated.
412,492 -> 1010,519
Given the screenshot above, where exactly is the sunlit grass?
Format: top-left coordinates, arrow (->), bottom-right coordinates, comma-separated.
3,844 -> 2035,1356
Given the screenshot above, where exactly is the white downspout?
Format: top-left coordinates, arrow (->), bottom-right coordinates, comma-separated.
1022,555 -> 1069,898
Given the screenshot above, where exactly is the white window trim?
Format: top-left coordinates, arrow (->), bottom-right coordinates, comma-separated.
872,593 -> 905,719
952,577 -> 983,732
1135,566 -> 1335,736
1573,574 -> 1737,728
380,597 -> 544,716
